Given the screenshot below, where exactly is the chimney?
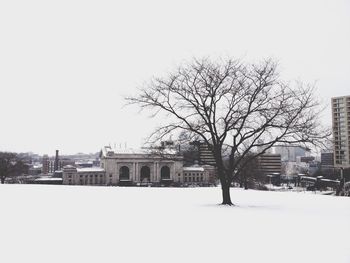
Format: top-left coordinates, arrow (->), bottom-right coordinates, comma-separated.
54,150 -> 59,171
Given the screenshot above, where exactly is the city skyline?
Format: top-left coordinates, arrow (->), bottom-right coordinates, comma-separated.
1,0 -> 349,155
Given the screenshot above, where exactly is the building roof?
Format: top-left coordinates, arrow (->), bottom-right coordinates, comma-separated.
34,177 -> 63,181
77,167 -> 105,173
102,146 -> 147,156
101,145 -> 178,157
183,166 -> 205,172
63,165 -> 75,169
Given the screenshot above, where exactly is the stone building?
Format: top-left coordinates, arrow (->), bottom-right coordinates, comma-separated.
182,165 -> 216,185
62,165 -> 105,185
100,146 -> 183,185
61,146 -> 217,187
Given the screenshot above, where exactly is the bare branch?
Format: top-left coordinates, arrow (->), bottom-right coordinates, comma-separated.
125,57 -> 330,205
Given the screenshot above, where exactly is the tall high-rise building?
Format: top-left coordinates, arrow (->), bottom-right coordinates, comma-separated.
332,95 -> 350,168
188,141 -> 216,166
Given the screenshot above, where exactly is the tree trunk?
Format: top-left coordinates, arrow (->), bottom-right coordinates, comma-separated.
221,182 -> 233,205
1,177 -> 5,184
215,153 -> 234,205
244,179 -> 248,190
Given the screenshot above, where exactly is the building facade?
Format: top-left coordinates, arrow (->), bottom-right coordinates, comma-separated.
62,166 -> 106,185
332,95 -> 350,168
100,146 -> 184,185
273,145 -> 310,162
321,152 -> 334,167
182,165 -> 216,185
198,142 -> 216,166
257,154 -> 282,175
61,146 -> 217,187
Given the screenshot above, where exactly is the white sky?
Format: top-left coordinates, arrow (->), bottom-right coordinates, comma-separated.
0,0 -> 349,155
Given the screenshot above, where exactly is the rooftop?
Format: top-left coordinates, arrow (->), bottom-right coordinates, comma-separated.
183,166 -> 205,172
77,167 -> 105,173
101,145 -> 178,157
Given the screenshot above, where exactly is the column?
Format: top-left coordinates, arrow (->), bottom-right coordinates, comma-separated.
133,162 -> 136,181
153,162 -> 156,182
135,162 -> 139,182
115,162 -> 118,184
155,162 -> 159,181
173,162 -> 176,181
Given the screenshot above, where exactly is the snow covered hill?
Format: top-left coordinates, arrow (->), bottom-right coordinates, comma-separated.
0,185 -> 349,263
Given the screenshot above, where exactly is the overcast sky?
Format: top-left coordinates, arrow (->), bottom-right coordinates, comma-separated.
0,0 -> 349,155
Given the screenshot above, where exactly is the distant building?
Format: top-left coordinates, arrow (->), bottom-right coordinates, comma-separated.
183,164 -> 216,185
298,156 -> 315,163
33,176 -> 63,185
273,145 -> 310,162
58,145 -> 217,187
41,150 -> 75,174
62,166 -> 105,185
257,154 -> 282,175
319,151 -> 337,179
75,161 -> 94,168
42,154 -> 50,174
308,161 -> 321,176
198,143 -> 216,166
256,154 -> 282,185
332,95 -> 350,168
321,152 -> 334,167
100,146 -> 183,186
188,141 -> 216,166
28,165 -> 42,176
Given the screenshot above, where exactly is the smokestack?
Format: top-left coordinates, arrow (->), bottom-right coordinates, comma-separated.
54,150 -> 59,171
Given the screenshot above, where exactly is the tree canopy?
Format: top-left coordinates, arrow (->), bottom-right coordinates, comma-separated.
0,152 -> 28,184
127,57 -> 330,205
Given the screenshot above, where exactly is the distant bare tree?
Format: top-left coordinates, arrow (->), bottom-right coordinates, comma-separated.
0,152 -> 28,184
234,153 -> 261,189
126,57 -> 330,205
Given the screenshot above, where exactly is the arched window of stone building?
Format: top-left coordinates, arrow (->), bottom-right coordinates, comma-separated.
160,166 -> 170,179
119,166 -> 130,180
140,166 -> 151,181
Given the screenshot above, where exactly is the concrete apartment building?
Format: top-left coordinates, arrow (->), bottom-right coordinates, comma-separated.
332,95 -> 350,168
257,154 -> 282,175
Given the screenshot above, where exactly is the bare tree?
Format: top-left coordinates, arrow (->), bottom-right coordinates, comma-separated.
126,57 -> 329,205
234,153 -> 261,189
0,152 -> 28,184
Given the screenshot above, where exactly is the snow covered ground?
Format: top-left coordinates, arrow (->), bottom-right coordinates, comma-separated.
0,185 -> 349,263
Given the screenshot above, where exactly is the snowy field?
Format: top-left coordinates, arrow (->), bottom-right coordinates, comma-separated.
1,185 -> 349,263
